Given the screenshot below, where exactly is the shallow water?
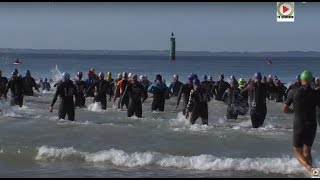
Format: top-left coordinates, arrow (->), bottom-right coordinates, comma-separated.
0,54 -> 319,177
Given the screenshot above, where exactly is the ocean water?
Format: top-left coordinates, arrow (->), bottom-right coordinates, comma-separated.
0,53 -> 320,178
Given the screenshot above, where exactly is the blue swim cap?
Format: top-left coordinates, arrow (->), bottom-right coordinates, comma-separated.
62,72 -> 70,81
25,70 -> 30,76
193,78 -> 200,86
296,75 -> 301,80
188,75 -> 193,81
253,72 -> 262,79
203,75 -> 208,81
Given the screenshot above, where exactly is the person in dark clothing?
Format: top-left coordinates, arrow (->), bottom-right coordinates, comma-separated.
0,70 -> 8,99
49,72 -> 78,121
74,72 -> 87,108
85,70 -> 96,97
237,78 -> 249,116
22,70 -> 39,96
106,72 -> 115,101
42,78 -> 51,91
114,72 -> 130,110
212,73 -> 230,101
169,74 -> 183,97
201,74 -> 214,100
5,71 -> 24,107
185,78 -> 210,125
122,74 -> 148,118
273,79 -> 287,102
208,75 -> 215,98
285,75 -> 302,101
163,79 -> 172,100
85,72 -> 111,110
90,68 -> 99,81
222,78 -> 242,120
283,70 -> 320,172
148,74 -> 169,112
241,72 -> 268,128
140,75 -> 151,92
174,76 -> 194,115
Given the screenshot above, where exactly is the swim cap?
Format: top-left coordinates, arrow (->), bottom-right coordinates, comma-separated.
238,78 -> 246,85
229,78 -> 237,85
128,72 -> 133,78
230,75 -> 235,80
11,70 -> 17,77
99,72 -> 104,79
208,76 -> 213,81
253,72 -> 262,79
107,72 -> 112,77
156,74 -> 162,81
62,72 -> 70,81
188,75 -> 193,81
268,74 -> 272,79
132,74 -> 138,81
173,74 -> 179,80
90,68 -> 95,72
300,70 -> 313,81
296,75 -> 301,80
118,73 -> 122,79
273,75 -> 278,81
25,70 -> 31,76
203,75 -> 208,81
122,72 -> 128,79
193,78 -> 200,86
77,72 -> 83,78
44,78 -> 48,82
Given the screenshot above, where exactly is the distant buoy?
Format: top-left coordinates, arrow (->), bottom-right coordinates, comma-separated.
267,59 -> 272,65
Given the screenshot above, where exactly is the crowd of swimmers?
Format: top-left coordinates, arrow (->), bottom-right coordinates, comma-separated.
0,67 -> 320,172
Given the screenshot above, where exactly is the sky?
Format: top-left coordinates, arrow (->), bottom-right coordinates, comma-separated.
0,2 -> 319,52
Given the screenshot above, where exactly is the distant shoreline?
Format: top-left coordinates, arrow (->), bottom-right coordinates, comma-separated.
0,48 -> 320,57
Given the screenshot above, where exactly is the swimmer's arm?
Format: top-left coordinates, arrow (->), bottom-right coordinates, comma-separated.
282,104 -> 294,114
50,86 -> 60,107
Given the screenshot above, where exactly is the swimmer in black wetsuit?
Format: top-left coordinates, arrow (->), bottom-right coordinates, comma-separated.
49,72 -> 78,121
185,78 -> 210,125
283,70 -> 320,172
122,74 -> 148,118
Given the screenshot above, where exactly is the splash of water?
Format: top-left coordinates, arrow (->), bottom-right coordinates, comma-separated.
50,64 -> 62,83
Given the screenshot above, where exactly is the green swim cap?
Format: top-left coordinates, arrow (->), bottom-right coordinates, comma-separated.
118,73 -> 122,79
300,70 -> 313,81
238,78 -> 246,85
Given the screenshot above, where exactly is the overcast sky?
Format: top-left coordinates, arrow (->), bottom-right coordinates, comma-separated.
0,2 -> 319,52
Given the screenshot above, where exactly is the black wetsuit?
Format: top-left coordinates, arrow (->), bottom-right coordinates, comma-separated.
209,80 -> 216,98
0,76 -> 8,98
238,86 -> 249,116
141,80 -> 151,92
285,85 -> 320,147
187,87 -> 210,125
201,81 -> 214,100
107,78 -> 115,99
123,81 -> 148,117
148,81 -> 169,111
242,82 -> 268,128
6,76 -> 24,107
169,81 -> 183,97
316,87 -> 320,126
22,76 -> 39,96
273,84 -> 287,102
176,83 -> 193,115
213,80 -> 230,101
74,79 -> 87,107
51,80 -> 78,121
222,86 -> 242,120
284,82 -> 301,101
42,81 -> 51,91
265,81 -> 274,100
87,79 -> 111,110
